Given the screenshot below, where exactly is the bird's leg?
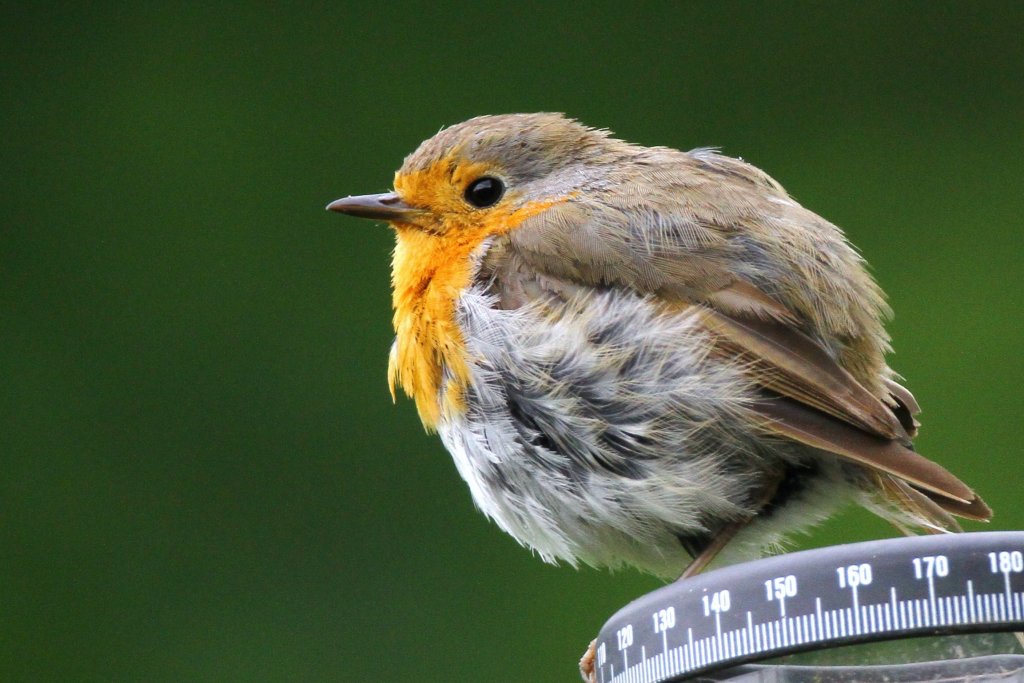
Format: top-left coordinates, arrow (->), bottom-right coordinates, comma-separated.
676,519 -> 749,581
678,470 -> 785,581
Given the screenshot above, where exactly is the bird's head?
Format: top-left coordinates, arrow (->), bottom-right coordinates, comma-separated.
326,114 -> 636,427
327,112 -> 621,238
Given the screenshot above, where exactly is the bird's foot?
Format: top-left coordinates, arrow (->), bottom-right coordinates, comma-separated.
579,638 -> 597,682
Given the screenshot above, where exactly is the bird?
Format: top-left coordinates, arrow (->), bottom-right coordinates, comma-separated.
326,113 -> 990,583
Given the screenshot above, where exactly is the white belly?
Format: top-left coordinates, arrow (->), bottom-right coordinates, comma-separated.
436,287 -> 851,577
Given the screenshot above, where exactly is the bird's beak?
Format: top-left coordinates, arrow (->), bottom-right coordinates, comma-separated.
325,192 -> 421,222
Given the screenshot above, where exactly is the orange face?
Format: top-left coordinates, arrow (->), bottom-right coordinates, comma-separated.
386,152 -> 560,428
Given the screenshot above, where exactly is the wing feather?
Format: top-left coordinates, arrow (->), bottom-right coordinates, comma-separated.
696,307 -> 907,441
751,395 -> 986,514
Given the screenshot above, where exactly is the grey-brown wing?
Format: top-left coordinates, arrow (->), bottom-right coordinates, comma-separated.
508,148 -> 893,388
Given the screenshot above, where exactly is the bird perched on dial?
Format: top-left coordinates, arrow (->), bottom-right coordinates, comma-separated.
327,113 -> 989,583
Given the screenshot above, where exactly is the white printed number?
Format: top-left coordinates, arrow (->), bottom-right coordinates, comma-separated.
596,642 -> 607,667
989,551 -> 1024,573
912,555 -> 949,579
616,624 -> 633,651
702,590 -> 731,616
652,606 -> 676,633
764,575 -> 798,601
836,563 -> 873,588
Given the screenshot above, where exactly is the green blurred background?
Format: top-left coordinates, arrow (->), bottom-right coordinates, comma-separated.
3,3 -> 1022,681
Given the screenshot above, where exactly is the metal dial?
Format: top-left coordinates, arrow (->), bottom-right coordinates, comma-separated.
594,532 -> 1024,683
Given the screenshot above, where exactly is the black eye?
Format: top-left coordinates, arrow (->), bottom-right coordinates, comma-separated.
464,177 -> 504,208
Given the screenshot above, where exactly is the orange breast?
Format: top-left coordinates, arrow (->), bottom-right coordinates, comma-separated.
387,198 -> 559,429
388,226 -> 480,429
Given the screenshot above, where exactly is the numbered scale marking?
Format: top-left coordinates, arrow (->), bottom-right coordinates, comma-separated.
594,532 -> 1024,683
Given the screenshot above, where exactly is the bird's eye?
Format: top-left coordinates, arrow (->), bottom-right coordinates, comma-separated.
464,177 -> 504,208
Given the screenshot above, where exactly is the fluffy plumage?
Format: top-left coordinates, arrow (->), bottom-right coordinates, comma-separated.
327,113 -> 990,579
441,283 -> 851,576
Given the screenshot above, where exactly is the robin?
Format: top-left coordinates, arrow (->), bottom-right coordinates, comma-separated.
326,111 -> 989,653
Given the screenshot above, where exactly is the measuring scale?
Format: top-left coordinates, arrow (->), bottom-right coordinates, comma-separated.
593,532 -> 1024,682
